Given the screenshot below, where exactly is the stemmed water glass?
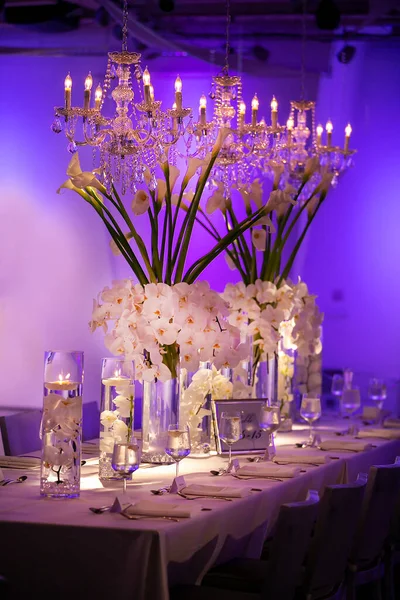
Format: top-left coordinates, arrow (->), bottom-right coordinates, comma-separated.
259,403 -> 281,461
340,386 -> 361,418
300,394 -> 322,446
331,374 -> 344,398
368,378 -> 387,411
165,424 -> 191,479
111,439 -> 141,494
219,411 -> 243,467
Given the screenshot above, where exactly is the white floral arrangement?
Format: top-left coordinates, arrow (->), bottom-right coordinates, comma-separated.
99,380 -> 134,452
90,279 -> 246,381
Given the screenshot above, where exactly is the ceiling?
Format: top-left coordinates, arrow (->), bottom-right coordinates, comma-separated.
1,0 -> 400,69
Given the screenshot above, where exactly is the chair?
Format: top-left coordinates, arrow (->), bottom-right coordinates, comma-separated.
346,464 -> 400,600
298,476 -> 367,600
170,489 -> 320,600
0,407 -> 42,455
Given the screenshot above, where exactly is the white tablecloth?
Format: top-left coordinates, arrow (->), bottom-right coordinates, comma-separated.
1,417 -> 400,600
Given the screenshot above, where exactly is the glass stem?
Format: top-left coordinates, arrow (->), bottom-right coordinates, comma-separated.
228,444 -> 232,465
123,477 -> 127,494
309,422 -> 313,443
176,461 -> 179,479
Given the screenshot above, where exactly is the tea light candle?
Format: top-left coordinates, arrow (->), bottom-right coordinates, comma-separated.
45,373 -> 78,391
102,369 -> 130,387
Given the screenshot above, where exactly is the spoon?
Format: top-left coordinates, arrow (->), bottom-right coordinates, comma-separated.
210,469 -> 226,477
1,475 -> 28,486
177,491 -> 233,501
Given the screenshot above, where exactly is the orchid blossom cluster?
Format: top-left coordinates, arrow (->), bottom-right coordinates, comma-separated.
279,280 -> 323,358
90,279 -> 246,381
99,380 -> 134,452
199,158 -> 333,286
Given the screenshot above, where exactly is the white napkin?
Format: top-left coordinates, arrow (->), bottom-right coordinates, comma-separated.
124,501 -> 196,519
181,484 -> 248,498
273,454 -> 328,465
358,428 -> 400,440
0,456 -> 40,469
319,440 -> 372,452
237,464 -> 301,478
384,418 -> 400,429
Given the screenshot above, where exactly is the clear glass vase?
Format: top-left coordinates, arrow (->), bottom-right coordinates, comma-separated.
40,351 -> 83,498
99,357 -> 135,482
141,375 -> 180,464
238,348 -> 278,403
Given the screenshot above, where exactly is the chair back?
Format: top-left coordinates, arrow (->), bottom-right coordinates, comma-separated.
350,463 -> 400,568
261,490 -> 320,600
302,475 -> 367,599
214,519 -> 269,566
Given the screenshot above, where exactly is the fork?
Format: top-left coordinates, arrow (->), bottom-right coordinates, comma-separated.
232,474 -> 284,482
121,512 -> 180,522
177,491 -> 233,501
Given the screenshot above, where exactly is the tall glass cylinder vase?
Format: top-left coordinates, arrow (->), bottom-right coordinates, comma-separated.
99,357 -> 135,482
40,351 -> 83,498
142,373 -> 180,464
244,350 -> 278,403
277,347 -> 296,430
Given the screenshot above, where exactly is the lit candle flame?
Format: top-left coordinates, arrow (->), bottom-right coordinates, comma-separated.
84,72 -> 93,91
345,123 -> 352,137
270,96 -> 278,111
239,101 -> 246,115
64,73 -> 72,91
199,94 -> 207,109
174,75 -> 182,93
286,117 -> 294,131
251,94 -> 259,111
143,67 -> 151,86
316,124 -> 324,136
326,120 -> 333,133
58,372 -> 71,383
114,369 -> 121,378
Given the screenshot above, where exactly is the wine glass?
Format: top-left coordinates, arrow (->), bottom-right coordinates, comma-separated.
368,378 -> 387,410
165,424 -> 191,479
300,394 -> 322,446
111,439 -> 141,494
340,386 -> 361,418
219,411 -> 243,468
259,403 -> 281,461
331,374 -> 344,397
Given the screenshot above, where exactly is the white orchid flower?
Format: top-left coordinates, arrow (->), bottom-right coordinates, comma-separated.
112,395 -> 132,418
112,419 -> 129,443
212,127 -> 233,156
252,228 -> 267,251
57,153 -> 105,194
206,183 -> 226,214
132,190 -> 150,216
180,348 -> 200,372
142,361 -> 172,383
266,189 -> 296,218
151,317 -> 179,346
100,410 -> 118,428
156,179 -> 167,203
109,232 -> 134,256
268,161 -> 285,188
304,156 -> 320,178
225,253 -> 237,271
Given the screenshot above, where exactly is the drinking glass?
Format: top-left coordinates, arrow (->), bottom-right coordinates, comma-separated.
165,424 -> 191,479
340,387 -> 361,418
219,411 -> 243,466
259,404 -> 281,461
368,378 -> 387,410
331,374 -> 344,397
300,394 -> 322,446
111,439 -> 141,494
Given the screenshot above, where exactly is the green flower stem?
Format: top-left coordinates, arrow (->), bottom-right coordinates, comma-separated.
147,204 -> 162,280
174,153 -> 219,282
227,206 -> 253,268
278,197 -> 324,285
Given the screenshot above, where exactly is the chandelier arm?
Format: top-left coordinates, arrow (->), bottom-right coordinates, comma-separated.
83,126 -> 111,146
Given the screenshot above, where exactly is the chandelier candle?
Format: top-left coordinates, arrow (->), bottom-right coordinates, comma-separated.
40,351 -> 83,499
344,123 -> 352,152
326,120 -> 333,147
64,73 -> 72,110
239,100 -> 246,129
94,84 -> 102,109
286,117 -> 294,144
175,75 -> 183,111
199,94 -> 207,126
84,72 -> 93,110
271,96 -> 278,129
251,94 -> 259,127
316,123 -> 323,146
143,67 -> 151,103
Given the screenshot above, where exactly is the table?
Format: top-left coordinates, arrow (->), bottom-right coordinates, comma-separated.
1,417 -> 400,600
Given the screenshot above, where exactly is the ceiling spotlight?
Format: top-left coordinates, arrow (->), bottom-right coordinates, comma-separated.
337,45 -> 356,64
252,45 -> 270,62
315,0 -> 341,31
159,0 -> 174,12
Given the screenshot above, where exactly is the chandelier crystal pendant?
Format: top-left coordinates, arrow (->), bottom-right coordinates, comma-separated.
52,0 -> 192,194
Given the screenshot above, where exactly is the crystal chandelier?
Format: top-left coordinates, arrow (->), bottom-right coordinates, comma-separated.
182,0 -> 283,196
269,2 -> 356,194
52,0 -> 192,194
